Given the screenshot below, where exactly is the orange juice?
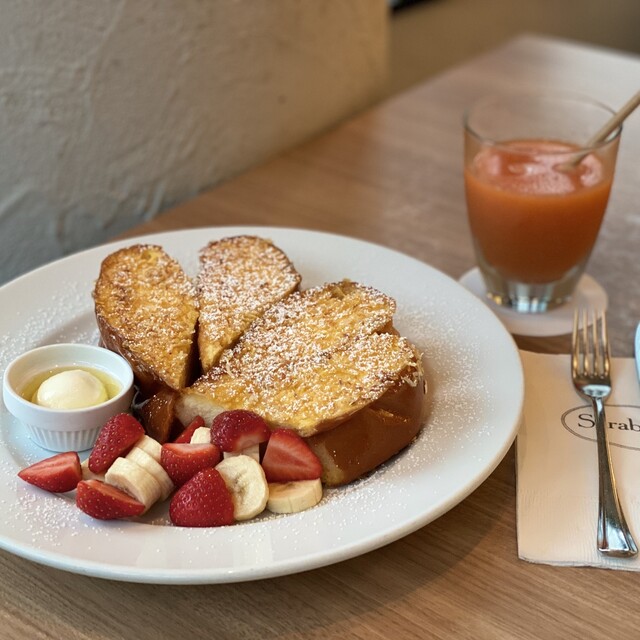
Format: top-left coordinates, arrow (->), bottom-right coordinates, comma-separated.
464,140 -> 614,284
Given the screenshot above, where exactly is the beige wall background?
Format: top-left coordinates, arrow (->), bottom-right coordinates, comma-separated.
0,0 -> 388,285
389,0 -> 640,96
2,0 -> 639,285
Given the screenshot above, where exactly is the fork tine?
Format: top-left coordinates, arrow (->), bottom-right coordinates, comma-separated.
572,309 -> 580,375
574,308 -> 609,378
571,309 -> 586,376
573,307 -> 591,374
584,308 -> 593,375
590,308 -> 599,375
598,309 -> 610,377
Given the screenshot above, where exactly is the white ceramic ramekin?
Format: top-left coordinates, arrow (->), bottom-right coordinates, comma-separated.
2,343 -> 134,452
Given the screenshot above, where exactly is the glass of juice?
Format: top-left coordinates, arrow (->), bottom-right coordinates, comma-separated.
464,93 -> 620,313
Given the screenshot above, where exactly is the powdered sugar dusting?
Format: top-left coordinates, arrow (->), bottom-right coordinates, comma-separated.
0,228 -> 522,582
220,280 -> 396,368
0,281 -> 96,371
197,236 -> 301,370
188,281 -> 419,432
93,244 -> 198,389
398,304 -> 491,457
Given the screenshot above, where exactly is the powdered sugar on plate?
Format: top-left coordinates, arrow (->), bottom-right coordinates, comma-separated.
0,227 -> 523,584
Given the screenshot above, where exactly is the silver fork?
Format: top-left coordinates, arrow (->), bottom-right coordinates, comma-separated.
572,308 -> 638,557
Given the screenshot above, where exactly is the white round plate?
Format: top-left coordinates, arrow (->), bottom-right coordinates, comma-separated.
0,227 -> 524,584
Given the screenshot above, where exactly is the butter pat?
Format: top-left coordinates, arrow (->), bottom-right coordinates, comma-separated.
36,369 -> 108,409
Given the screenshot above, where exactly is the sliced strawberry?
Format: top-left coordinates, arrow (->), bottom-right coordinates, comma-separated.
173,415 -> 205,443
160,442 -> 221,487
17,451 -> 82,493
261,429 -> 323,482
169,468 -> 234,527
76,479 -> 145,520
210,410 -> 271,452
88,413 -> 145,473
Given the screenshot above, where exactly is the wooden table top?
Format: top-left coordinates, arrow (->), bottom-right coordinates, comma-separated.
2,34 -> 640,639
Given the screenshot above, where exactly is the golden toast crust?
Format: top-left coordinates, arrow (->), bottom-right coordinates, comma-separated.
94,240 -> 427,485
197,236 -> 301,371
176,281 -> 423,437
217,280 -> 397,376
307,360 -> 426,486
93,244 -> 199,394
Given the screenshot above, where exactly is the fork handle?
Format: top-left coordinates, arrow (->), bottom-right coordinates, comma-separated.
592,397 -> 638,557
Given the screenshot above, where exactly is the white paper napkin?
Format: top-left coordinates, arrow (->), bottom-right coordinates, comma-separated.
517,350 -> 640,570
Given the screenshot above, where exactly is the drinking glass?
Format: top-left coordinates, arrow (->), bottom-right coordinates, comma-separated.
463,93 -> 620,313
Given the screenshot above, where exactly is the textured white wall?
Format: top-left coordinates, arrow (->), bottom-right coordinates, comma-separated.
0,0 -> 388,284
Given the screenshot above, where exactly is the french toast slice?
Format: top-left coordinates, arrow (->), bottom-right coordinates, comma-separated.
176,281 -> 426,484
306,353 -> 425,486
196,236 -> 301,371
177,280 -> 397,430
215,280 -> 397,378
94,244 -> 199,396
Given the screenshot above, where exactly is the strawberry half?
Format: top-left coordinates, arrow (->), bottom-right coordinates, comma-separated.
88,413 -> 145,473
76,479 -> 145,520
17,451 -> 82,493
161,442 -> 221,487
261,429 -> 323,483
210,410 -> 271,452
173,415 -> 205,443
169,468 -> 234,527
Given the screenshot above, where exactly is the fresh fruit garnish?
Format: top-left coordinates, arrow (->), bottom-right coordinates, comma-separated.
133,434 -> 162,461
17,451 -> 82,493
173,415 -> 205,443
267,479 -> 323,514
76,479 -> 145,520
126,447 -> 174,500
210,410 -> 271,452
222,443 -> 260,462
261,429 -> 323,482
216,455 -> 268,521
88,413 -> 145,473
105,457 -> 163,511
169,468 -> 234,527
189,426 -> 212,444
160,443 -> 221,487
80,457 -> 105,482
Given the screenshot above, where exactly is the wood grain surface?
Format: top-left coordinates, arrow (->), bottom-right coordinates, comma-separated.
2,35 -> 640,640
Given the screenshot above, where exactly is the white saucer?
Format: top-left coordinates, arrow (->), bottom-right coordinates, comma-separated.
459,268 -> 608,337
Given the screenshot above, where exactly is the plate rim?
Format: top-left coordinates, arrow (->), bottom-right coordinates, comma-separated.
0,225 -> 524,584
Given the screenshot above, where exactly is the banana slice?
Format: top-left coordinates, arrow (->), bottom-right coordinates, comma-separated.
80,457 -> 105,482
134,435 -> 162,462
105,457 -> 162,511
267,479 -> 323,514
126,447 -> 174,500
223,443 -> 260,463
190,427 -> 212,444
215,455 -> 268,521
